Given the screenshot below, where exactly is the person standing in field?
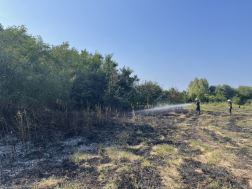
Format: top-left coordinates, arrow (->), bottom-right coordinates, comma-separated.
195,98 -> 200,115
227,99 -> 232,115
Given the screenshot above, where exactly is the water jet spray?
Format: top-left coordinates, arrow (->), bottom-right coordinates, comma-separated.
131,103 -> 193,114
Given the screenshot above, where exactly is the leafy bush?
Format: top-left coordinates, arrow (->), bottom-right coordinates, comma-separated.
245,99 -> 252,106
232,95 -> 241,105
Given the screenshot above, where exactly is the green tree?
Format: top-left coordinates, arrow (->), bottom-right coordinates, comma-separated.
215,85 -> 224,96
190,93 -> 197,102
0,25 -> 64,107
245,99 -> 252,106
158,90 -> 170,103
0,23 -> 3,31
177,90 -> 189,103
232,95 -> 241,105
103,66 -> 139,109
187,77 -> 209,97
222,84 -> 235,99
135,80 -> 162,106
214,84 -> 235,100
198,78 -> 209,93
168,87 -> 180,103
208,95 -> 216,103
102,54 -> 118,80
237,86 -> 252,101
197,91 -> 208,102
209,85 -> 216,95
70,70 -> 106,109
215,94 -> 226,102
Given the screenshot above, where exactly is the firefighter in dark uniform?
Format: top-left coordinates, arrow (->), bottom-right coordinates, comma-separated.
195,98 -> 200,114
227,99 -> 232,115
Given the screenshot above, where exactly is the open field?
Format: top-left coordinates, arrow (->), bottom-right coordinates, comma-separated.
2,105 -> 252,188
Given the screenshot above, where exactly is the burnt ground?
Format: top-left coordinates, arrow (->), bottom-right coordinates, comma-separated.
1,106 -> 252,188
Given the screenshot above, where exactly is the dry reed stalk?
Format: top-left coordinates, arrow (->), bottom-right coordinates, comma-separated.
65,106 -> 68,129
105,107 -> 108,126
17,111 -> 27,153
131,105 -> 135,120
95,104 -> 102,125
32,111 -> 37,133
32,110 -> 39,150
24,110 -> 32,152
87,106 -> 90,133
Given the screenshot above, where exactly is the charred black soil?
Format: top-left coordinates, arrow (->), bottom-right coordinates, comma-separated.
1,107 -> 252,189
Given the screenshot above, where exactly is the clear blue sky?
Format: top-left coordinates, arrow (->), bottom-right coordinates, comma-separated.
1,0 -> 251,91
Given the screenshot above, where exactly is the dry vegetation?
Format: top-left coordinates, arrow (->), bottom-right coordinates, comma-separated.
2,105 -> 252,188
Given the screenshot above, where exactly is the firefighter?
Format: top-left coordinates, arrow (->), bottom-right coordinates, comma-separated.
227,99 -> 232,115
195,98 -> 200,115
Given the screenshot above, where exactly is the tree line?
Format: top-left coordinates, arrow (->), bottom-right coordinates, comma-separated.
0,24 -> 164,111
185,77 -> 252,105
160,77 -> 252,106
0,24 -> 251,112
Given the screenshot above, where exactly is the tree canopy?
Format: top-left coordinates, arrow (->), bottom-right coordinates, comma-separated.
0,24 -> 252,110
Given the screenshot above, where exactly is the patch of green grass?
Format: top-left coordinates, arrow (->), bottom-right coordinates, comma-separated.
97,143 -> 109,155
177,175 -> 186,184
156,144 -> 174,158
237,132 -> 251,138
118,165 -> 135,174
183,105 -> 195,110
107,148 -> 120,156
236,121 -> 247,126
206,151 -> 222,165
106,146 -> 124,155
210,126 -> 220,132
98,172 -> 106,180
210,180 -> 219,188
173,151 -> 180,159
204,145 -> 212,152
35,174 -> 63,188
249,148 -> 252,153
242,142 -> 249,147
105,145 -> 142,162
184,104 -> 226,111
103,178 -> 117,189
70,150 -> 93,164
141,158 -> 152,167
162,144 -> 174,152
191,140 -> 202,150
191,139 -> 201,146
223,131 -> 235,140
190,139 -> 211,152
197,183 -> 202,189
98,164 -> 116,175
140,140 -> 148,146
55,182 -> 87,189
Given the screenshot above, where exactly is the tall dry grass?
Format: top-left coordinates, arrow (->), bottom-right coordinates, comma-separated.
0,104 -> 123,181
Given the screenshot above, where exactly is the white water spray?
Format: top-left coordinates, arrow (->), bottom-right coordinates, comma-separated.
132,103 -> 193,114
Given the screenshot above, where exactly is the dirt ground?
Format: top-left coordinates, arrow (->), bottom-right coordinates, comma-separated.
2,106 -> 252,189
